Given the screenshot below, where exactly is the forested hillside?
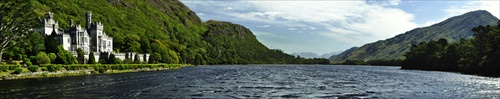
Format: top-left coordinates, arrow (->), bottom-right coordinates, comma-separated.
2,0 -> 305,65
330,10 -> 499,63
403,21 -> 500,76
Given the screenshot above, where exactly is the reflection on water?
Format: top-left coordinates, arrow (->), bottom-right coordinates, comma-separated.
1,65 -> 500,98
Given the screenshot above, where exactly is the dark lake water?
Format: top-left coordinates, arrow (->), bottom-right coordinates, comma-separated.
1,65 -> 500,98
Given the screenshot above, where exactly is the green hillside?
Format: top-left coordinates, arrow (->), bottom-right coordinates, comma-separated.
6,0 -> 298,64
330,10 -> 499,63
203,20 -> 296,64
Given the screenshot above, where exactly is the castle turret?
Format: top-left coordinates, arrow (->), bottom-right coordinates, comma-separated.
86,11 -> 92,29
45,12 -> 53,20
70,19 -> 74,27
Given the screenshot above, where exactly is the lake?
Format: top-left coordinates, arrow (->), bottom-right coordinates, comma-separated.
1,65 -> 500,98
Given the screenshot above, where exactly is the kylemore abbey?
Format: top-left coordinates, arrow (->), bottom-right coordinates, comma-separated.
35,11 -> 149,62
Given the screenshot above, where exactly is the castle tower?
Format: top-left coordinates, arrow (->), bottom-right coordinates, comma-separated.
86,11 -> 92,29
45,12 -> 53,20
70,19 -> 74,27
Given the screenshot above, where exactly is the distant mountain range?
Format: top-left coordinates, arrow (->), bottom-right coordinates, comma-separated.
330,10 -> 500,63
291,52 -> 340,59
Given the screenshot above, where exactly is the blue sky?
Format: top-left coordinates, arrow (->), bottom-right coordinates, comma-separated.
180,0 -> 500,55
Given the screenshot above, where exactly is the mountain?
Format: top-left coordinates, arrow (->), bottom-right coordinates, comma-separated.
291,52 -> 320,59
291,51 -> 340,59
320,52 -> 340,59
203,20 -> 296,64
28,0 -> 296,64
330,10 -> 500,63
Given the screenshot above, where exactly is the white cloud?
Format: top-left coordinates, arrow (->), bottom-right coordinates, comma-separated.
287,28 -> 297,30
222,7 -> 234,10
309,27 -> 316,30
232,1 -> 418,45
180,0 -> 420,53
367,0 -> 402,6
253,31 -> 285,38
256,25 -> 270,28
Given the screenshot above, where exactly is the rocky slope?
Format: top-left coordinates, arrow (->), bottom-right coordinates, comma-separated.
330,10 -> 499,63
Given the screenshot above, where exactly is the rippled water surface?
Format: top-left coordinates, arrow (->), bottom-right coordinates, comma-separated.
2,65 -> 500,98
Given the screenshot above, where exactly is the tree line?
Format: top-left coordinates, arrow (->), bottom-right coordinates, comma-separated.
402,21 -> 500,76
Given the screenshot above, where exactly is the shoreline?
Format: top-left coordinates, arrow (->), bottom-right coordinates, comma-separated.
1,64 -> 190,80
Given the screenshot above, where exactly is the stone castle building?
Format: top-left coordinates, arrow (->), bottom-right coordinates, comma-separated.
36,11 -> 149,62
38,12 -> 113,54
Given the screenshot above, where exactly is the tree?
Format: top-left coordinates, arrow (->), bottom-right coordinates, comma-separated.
35,52 -> 50,65
106,53 -> 121,64
148,52 -> 161,64
88,52 -> 96,64
0,1 -> 38,63
125,35 -> 141,52
194,54 -> 206,65
54,45 -> 77,64
22,31 -> 45,56
47,53 -> 56,63
76,48 -> 85,64
44,36 -> 59,53
133,53 -> 140,63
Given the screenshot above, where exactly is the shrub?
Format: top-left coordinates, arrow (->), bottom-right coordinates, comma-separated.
47,65 -> 60,72
28,66 -> 39,72
22,58 -> 31,65
48,53 -> 57,63
26,61 -> 33,67
41,67 -> 48,71
12,68 -> 22,74
96,67 -> 106,73
9,65 -> 20,70
76,48 -> 85,64
134,54 -> 141,63
88,52 -> 96,64
35,52 -> 51,65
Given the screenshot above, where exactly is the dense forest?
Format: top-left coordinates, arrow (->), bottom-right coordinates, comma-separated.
402,21 -> 500,75
1,0 -> 330,65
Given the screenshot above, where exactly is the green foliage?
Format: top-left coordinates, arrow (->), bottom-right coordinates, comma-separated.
48,53 -> 57,62
122,58 -> 133,64
54,45 -> 78,64
44,36 -> 59,53
35,52 -> 51,65
76,48 -> 85,64
22,58 -> 31,64
107,53 -> 120,64
148,53 -> 161,64
343,60 -> 368,65
20,0 -> 303,65
26,61 -> 33,67
28,65 -> 39,72
0,1 -> 39,63
0,65 -> 21,71
12,68 -> 23,74
46,64 -> 61,72
98,58 -> 106,64
88,52 -> 96,64
366,59 -> 403,66
403,21 -> 500,75
133,54 -> 140,63
41,67 -> 48,71
331,10 -> 499,63
203,20 -> 298,64
293,56 -> 330,64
